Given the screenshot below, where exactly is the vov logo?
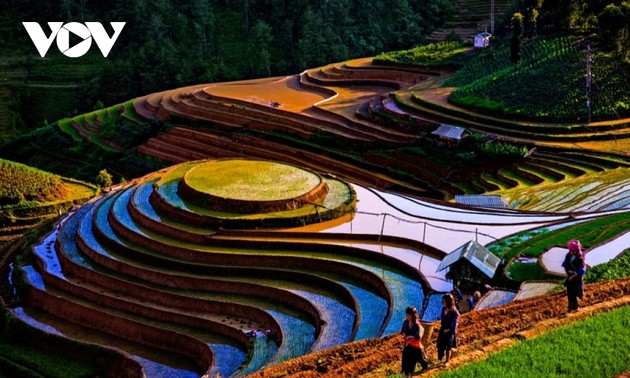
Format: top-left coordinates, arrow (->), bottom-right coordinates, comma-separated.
22,22 -> 126,58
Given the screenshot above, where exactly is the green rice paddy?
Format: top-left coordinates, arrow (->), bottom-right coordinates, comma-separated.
184,159 -> 322,201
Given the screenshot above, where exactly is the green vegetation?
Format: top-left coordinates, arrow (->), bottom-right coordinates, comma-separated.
446,36 -> 630,122
185,160 -> 321,201
0,159 -> 67,207
508,261 -> 548,281
0,118 -> 166,184
373,41 -> 474,66
492,212 -> 630,281
0,0 -> 456,139
433,305 -> 630,378
95,169 -> 113,188
584,248 -> 630,283
465,134 -> 529,159
154,161 -> 355,227
487,228 -> 549,257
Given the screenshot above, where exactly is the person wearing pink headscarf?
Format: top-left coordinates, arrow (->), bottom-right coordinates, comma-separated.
561,240 -> 586,313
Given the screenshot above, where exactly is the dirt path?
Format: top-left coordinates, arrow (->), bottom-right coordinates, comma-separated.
245,277 -> 630,377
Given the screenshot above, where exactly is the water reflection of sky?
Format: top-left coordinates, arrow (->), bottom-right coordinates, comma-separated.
542,230 -> 630,273
585,231 -> 630,266
292,184 -> 579,291
315,185 -> 570,254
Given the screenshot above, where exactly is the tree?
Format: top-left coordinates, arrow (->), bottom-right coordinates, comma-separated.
95,169 -> 113,188
525,8 -> 539,38
598,3 -> 627,54
297,7 -> 329,68
250,20 -> 273,77
511,13 -> 524,64
523,0 -> 543,38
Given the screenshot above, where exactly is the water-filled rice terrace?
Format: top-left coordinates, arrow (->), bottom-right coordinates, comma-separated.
6,48 -> 630,377
20,159 -> 435,377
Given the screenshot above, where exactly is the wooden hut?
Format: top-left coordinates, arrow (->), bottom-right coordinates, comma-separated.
431,124 -> 471,145
437,240 -> 500,285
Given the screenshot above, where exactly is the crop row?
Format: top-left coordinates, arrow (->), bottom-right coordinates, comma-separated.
373,41 -> 473,67
0,159 -> 67,207
447,37 -> 629,121
435,305 -> 630,378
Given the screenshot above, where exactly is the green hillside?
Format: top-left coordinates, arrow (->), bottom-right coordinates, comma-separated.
0,159 -> 68,207
446,37 -> 630,122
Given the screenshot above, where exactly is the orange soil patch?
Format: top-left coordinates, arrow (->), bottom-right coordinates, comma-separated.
536,139 -> 630,157
313,84 -> 394,119
203,76 -> 329,112
245,277 -> 630,378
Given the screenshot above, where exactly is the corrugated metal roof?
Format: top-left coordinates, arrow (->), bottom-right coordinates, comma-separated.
431,124 -> 470,140
436,240 -> 501,279
454,195 -> 506,209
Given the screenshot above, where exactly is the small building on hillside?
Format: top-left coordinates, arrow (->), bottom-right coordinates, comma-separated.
431,124 -> 471,145
474,32 -> 492,48
437,240 -> 500,286
455,194 -> 506,209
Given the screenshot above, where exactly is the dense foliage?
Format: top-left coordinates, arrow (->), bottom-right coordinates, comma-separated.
0,124 -> 165,183
95,169 -> 113,188
0,0 -> 455,115
433,305 -> 630,378
584,249 -> 630,283
446,37 -> 630,121
0,159 -> 67,206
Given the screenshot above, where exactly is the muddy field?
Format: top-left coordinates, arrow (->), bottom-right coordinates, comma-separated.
245,277 -> 630,377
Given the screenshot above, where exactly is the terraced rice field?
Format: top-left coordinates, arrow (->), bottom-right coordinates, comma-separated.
8,52 -> 630,377
16,159 -> 429,376
16,156 -> 600,376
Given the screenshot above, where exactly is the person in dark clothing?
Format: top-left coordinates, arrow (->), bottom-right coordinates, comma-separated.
467,291 -> 481,311
437,293 -> 459,364
400,306 -> 428,377
562,239 -> 586,313
451,287 -> 463,310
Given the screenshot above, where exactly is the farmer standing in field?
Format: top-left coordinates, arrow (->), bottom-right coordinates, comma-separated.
562,239 -> 586,313
436,293 -> 459,365
400,306 -> 429,377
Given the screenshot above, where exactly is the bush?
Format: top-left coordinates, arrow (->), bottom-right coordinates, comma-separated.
95,169 -> 113,188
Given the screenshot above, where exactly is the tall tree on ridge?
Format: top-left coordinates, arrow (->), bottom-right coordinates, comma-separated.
511,12 -> 524,64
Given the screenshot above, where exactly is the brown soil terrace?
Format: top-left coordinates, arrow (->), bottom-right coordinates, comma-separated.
245,277 -> 630,378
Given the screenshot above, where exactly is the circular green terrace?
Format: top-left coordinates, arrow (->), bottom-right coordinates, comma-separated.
154,160 -> 355,229
180,159 -> 330,214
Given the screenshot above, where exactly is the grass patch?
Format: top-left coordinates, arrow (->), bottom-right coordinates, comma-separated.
374,41 -> 474,67
433,305 -> 630,378
184,160 -> 321,201
63,181 -> 98,200
584,248 -> 630,284
57,119 -> 82,142
508,261 -> 549,281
